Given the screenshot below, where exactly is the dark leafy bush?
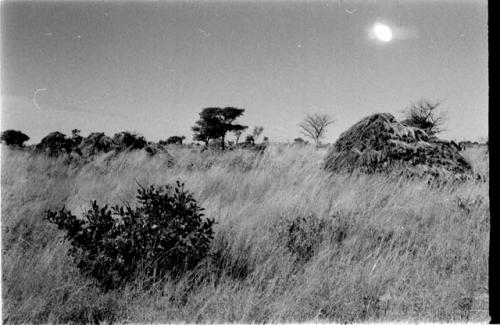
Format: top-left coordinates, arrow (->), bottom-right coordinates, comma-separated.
45,181 -> 215,290
293,137 -> 306,145
36,131 -> 73,156
71,129 -> 83,150
1,129 -> 29,147
160,136 -> 186,145
112,131 -> 147,151
244,135 -> 254,145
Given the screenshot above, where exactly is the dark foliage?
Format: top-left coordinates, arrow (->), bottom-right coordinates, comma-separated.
192,107 -> 247,149
112,131 -> 147,151
0,129 -> 29,147
36,131 -> 73,156
293,137 -> 306,145
160,136 -> 186,145
244,135 -> 254,145
45,181 -> 215,291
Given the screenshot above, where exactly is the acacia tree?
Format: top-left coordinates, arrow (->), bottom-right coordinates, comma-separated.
192,107 -> 247,149
401,100 -> 446,136
298,113 -> 334,147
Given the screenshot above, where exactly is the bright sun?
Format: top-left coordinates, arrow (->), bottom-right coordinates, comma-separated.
373,23 -> 393,42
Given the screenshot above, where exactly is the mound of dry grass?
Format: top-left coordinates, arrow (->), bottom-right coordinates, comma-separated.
324,113 -> 471,177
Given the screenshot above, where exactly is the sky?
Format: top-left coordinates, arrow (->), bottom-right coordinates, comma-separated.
1,0 -> 488,144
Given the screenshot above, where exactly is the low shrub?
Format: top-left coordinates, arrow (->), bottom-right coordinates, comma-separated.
160,136 -> 186,145
1,129 -> 30,147
45,181 -> 215,290
36,131 -> 74,156
279,213 -> 349,263
112,131 -> 147,151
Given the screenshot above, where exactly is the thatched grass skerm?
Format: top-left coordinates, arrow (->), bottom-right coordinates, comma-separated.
323,113 -> 471,176
45,181 -> 214,290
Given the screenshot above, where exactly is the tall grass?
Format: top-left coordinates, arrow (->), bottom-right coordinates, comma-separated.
1,144 -> 489,323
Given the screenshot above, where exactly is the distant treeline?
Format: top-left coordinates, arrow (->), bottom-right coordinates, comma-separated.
0,128 -> 268,157
0,102 -> 487,155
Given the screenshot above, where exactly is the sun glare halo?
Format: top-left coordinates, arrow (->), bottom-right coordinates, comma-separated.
373,23 -> 393,42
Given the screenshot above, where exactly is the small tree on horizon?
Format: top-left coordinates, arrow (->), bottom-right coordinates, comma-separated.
232,127 -> 248,145
294,137 -> 306,145
192,107 -> 247,150
298,113 -> 334,147
401,99 -> 446,136
71,129 -> 81,138
245,135 -> 254,145
252,126 -> 264,142
71,129 -> 83,147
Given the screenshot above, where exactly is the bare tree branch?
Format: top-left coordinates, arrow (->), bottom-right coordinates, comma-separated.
401,99 -> 446,136
298,113 -> 334,147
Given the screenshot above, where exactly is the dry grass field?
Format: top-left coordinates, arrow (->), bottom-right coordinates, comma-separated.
1,144 -> 489,323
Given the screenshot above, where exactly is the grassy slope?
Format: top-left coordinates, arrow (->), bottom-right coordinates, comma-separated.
1,144 -> 489,323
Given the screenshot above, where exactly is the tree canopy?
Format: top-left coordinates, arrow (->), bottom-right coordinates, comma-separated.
192,107 -> 246,149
